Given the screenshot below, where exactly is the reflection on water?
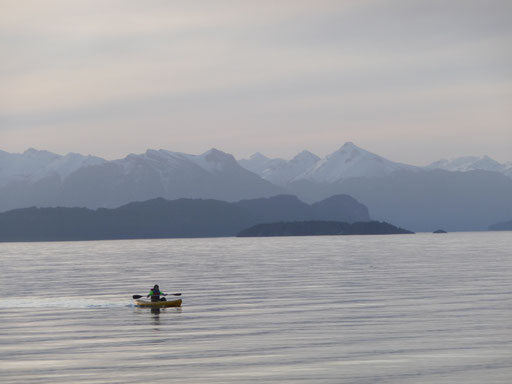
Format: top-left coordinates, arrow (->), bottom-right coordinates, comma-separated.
148,306 -> 182,319
0,233 -> 511,383
151,307 -> 161,316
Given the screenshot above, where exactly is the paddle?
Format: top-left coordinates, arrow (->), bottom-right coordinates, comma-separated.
132,293 -> 181,299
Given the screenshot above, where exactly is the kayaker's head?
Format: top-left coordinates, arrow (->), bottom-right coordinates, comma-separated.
153,284 -> 159,290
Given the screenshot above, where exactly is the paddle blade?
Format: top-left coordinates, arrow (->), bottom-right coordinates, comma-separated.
132,295 -> 143,299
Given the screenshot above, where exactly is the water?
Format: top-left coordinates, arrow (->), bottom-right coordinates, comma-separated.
0,232 -> 511,383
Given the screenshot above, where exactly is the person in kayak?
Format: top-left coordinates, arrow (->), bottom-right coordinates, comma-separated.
147,284 -> 166,302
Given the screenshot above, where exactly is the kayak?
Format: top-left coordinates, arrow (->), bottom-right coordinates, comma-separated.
134,298 -> 182,308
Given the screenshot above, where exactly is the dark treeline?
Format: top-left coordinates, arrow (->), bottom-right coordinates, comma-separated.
0,194 -> 370,242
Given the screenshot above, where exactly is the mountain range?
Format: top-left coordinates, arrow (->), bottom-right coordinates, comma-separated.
0,148 -> 283,212
1,143 -> 511,232
239,142 -> 512,184
239,142 -> 421,185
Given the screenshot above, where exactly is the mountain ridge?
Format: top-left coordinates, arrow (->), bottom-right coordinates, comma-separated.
1,144 -> 511,232
0,147 -> 284,212
239,142 -> 512,184
3,144 -> 510,189
0,194 -> 370,242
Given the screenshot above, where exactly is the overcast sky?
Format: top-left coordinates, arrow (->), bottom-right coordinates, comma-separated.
1,0 -> 511,164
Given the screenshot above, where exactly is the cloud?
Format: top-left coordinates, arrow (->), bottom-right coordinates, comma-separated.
1,0 -> 511,162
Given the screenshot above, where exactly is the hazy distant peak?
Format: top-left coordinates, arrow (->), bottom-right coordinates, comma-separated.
340,141 -> 357,149
335,141 -> 362,153
144,148 -> 163,157
239,152 -> 271,166
426,155 -> 505,173
63,152 -> 105,162
291,150 -> 320,163
64,152 -> 84,159
473,155 -> 501,167
143,148 -> 183,158
249,152 -> 269,161
331,142 -> 371,157
23,148 -> 60,161
429,156 -> 478,168
238,152 -> 275,174
324,142 -> 376,164
23,147 -> 45,155
201,148 -> 234,160
183,148 -> 239,174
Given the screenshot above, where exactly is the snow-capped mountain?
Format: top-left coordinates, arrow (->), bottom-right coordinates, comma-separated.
240,143 -> 512,186
426,156 -> 512,177
297,142 -> 419,183
0,148 -> 106,187
239,142 -> 419,186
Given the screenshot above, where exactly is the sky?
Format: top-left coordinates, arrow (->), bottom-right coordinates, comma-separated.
1,0 -> 511,165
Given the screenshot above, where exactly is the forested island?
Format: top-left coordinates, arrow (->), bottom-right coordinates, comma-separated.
237,221 -> 414,237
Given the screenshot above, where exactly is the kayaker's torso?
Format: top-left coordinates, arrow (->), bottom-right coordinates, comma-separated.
148,288 -> 162,301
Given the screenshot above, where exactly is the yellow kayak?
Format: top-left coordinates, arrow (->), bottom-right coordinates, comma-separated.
134,298 -> 182,308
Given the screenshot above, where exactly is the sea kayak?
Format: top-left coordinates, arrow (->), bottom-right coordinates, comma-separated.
134,298 -> 182,308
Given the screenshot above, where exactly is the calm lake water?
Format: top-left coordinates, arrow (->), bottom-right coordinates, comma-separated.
0,232 -> 511,383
